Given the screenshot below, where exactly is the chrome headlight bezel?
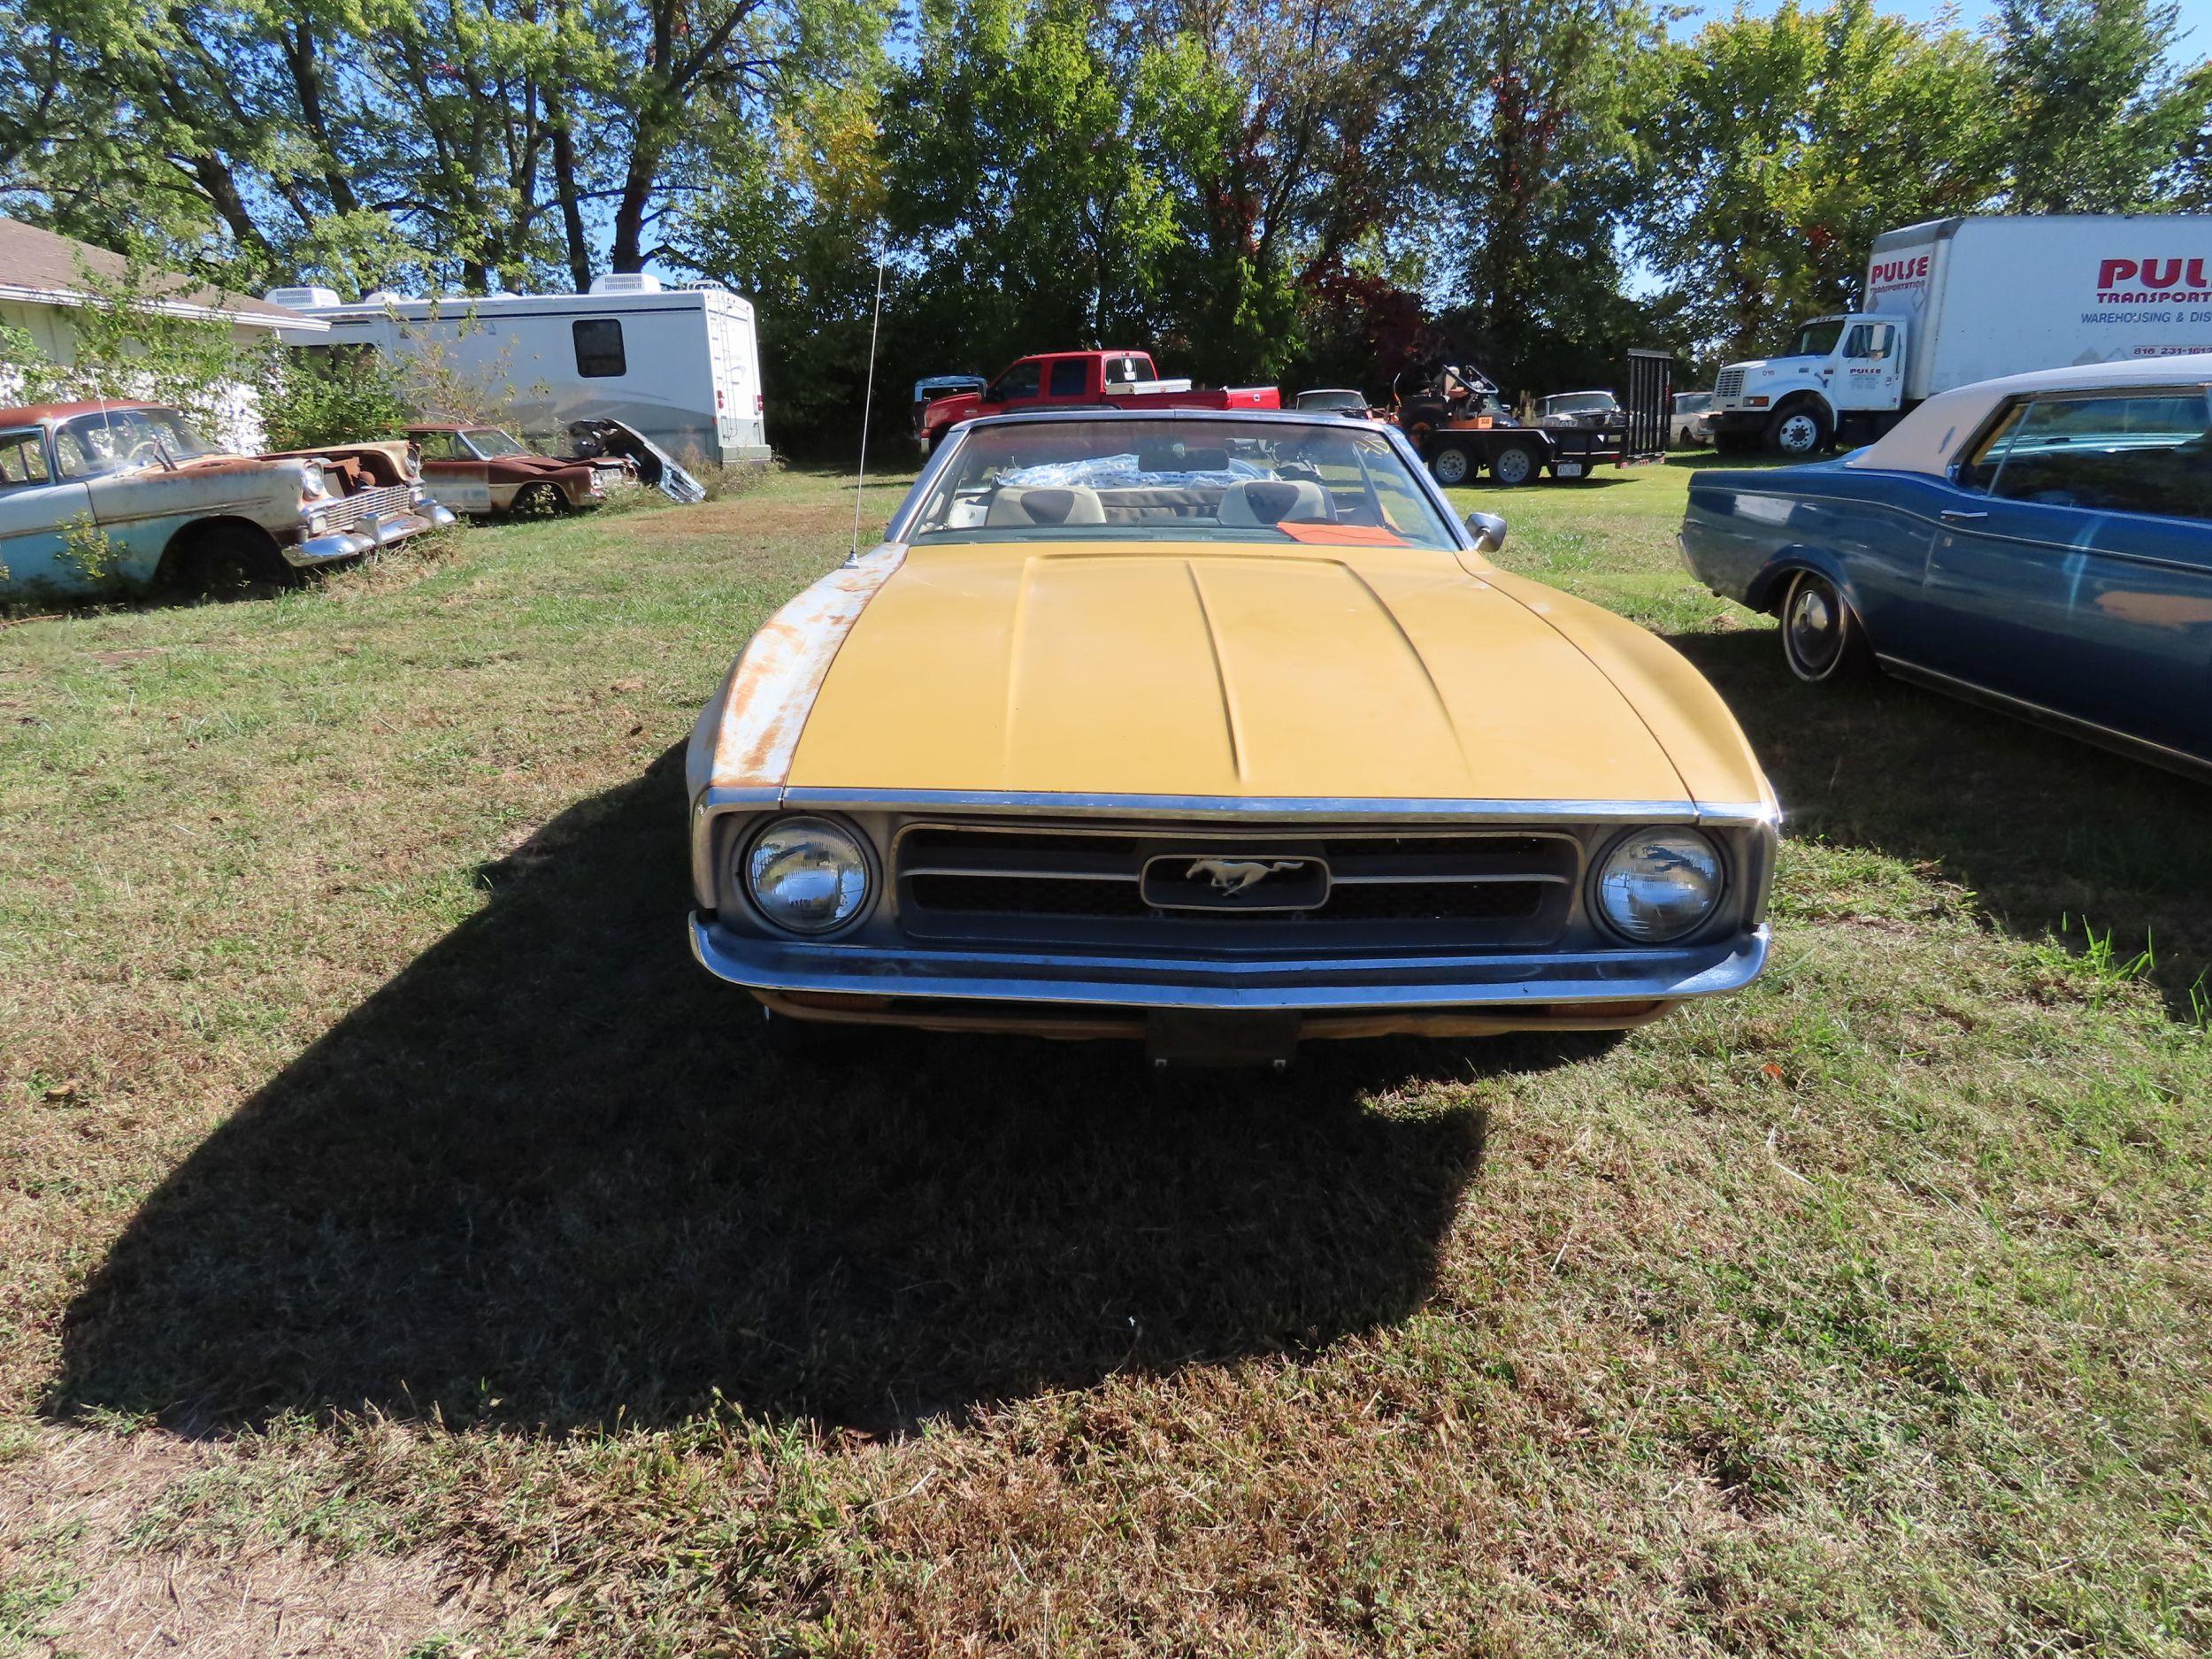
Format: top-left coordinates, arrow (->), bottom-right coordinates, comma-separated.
298,462 -> 331,501
738,814 -> 877,938
1589,826 -> 1728,945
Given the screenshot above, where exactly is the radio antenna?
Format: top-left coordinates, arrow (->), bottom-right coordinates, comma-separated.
849,239 -> 888,564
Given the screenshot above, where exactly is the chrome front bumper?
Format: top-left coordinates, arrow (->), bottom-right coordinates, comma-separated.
287,502 -> 457,566
688,913 -> 1769,1012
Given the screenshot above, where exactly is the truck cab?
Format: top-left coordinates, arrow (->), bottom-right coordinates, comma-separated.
916,350 -> 1280,451
1709,313 -> 1908,456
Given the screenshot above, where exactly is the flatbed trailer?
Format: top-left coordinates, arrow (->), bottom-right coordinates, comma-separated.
1392,349 -> 1672,485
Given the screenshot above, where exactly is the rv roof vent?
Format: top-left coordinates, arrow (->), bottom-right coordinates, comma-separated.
363,288 -> 411,303
265,285 -> 342,310
589,273 -> 663,296
692,279 -> 729,292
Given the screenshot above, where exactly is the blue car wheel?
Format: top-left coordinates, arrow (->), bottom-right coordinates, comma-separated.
1781,570 -> 1870,683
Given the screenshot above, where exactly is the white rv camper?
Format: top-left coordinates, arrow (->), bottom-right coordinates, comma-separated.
267,275 -> 770,465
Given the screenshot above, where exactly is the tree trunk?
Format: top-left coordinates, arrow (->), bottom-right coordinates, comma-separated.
546,91 -> 593,290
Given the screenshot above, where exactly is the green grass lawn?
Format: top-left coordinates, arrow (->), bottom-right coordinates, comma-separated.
2,461 -> 2208,1656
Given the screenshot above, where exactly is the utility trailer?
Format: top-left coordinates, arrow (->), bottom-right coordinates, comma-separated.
1391,350 -> 1671,485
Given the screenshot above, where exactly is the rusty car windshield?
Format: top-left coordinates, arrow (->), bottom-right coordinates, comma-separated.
465,427 -> 532,458
53,407 -> 218,479
908,418 -> 1457,549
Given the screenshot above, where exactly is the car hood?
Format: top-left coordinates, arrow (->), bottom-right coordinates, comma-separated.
781,541 -> 1708,803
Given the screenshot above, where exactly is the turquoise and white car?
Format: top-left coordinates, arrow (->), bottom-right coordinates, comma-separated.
0,400 -> 456,599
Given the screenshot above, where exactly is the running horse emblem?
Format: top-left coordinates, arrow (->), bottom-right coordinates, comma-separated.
1186,857 -> 1305,895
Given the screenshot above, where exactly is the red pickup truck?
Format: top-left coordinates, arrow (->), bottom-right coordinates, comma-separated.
916,350 -> 1281,452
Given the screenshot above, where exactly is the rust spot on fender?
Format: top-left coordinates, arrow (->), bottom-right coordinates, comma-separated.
712,545 -> 910,788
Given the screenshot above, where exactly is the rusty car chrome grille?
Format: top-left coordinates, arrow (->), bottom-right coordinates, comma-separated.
321,483 -> 413,530
894,824 -> 1578,948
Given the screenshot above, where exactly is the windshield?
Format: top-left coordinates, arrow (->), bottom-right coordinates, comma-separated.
1787,319 -> 1847,357
52,407 -> 217,478
465,427 -> 531,458
907,418 -> 1458,549
1673,393 -> 1712,413
1545,394 -> 1616,414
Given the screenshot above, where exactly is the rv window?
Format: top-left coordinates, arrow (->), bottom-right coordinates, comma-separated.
573,319 -> 627,378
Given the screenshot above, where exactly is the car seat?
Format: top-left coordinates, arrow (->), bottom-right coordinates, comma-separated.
1217,479 -> 1335,526
984,486 -> 1107,526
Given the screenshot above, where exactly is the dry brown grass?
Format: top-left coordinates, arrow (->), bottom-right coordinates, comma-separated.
3,462 -> 2208,1656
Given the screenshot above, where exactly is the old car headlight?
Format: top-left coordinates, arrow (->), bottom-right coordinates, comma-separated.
299,463 -> 330,500
1594,828 -> 1724,943
743,817 -> 872,934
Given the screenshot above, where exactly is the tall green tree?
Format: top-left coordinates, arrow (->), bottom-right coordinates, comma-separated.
1640,0 -> 1997,359
1126,0 -> 1424,384
1986,0 -> 2207,212
879,0 -> 1176,365
1416,0 -> 1665,395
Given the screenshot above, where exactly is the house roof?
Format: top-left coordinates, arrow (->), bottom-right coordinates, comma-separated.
0,218 -> 325,333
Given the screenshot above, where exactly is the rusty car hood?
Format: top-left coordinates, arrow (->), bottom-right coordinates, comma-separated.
773,541 -> 1764,805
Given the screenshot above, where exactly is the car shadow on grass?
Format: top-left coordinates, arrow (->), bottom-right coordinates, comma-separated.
44,749 -> 1604,1440
1672,628 -> 2212,1016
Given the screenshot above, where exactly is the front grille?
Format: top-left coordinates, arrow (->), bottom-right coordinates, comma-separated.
321,484 -> 413,530
895,824 -> 1577,949
1714,369 -> 1744,400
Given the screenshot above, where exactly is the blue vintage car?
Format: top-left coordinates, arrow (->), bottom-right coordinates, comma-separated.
1678,355 -> 2212,780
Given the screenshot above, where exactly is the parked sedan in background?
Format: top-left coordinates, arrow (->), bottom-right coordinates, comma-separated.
686,408 -> 1777,1065
1294,388 -> 1371,414
406,423 -> 630,516
1679,356 -> 2212,779
1535,391 -> 1625,433
0,401 -> 454,598
1671,391 -> 1717,448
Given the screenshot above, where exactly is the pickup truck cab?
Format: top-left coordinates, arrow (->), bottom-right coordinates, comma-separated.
918,351 -> 1280,452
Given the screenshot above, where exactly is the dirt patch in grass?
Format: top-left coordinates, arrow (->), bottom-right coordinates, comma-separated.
0,1428 -> 485,1657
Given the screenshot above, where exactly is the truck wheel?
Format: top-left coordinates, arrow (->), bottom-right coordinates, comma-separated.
186,526 -> 298,599
1486,442 -> 1540,487
1428,442 -> 1473,486
1779,570 -> 1871,683
1765,406 -> 1829,457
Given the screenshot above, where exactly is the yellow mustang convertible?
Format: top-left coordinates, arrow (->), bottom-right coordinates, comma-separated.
686,410 -> 1776,1064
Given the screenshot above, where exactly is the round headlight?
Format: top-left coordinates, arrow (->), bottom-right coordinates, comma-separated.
1594,828 -> 1724,943
299,462 -> 330,499
743,817 -> 872,934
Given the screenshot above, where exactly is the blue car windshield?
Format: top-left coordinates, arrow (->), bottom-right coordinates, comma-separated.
907,418 -> 1459,549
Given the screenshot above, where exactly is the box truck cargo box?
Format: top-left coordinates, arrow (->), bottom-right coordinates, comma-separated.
1708,214 -> 2212,455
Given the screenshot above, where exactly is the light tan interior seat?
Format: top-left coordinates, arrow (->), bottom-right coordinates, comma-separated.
985,485 -> 1107,526
1216,478 -> 1334,526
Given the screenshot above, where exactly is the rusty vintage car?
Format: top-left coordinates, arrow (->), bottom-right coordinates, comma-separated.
685,408 -> 1778,1065
405,422 -> 633,516
0,402 -> 456,598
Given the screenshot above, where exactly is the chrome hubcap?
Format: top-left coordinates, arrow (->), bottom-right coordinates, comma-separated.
1787,581 -> 1842,672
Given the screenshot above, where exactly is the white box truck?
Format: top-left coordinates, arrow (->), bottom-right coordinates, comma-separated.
266,274 -> 771,465
1708,213 -> 2212,456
